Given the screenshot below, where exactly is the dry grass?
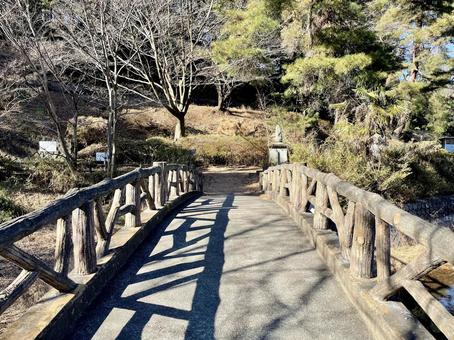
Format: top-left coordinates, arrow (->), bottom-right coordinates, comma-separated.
123,104 -> 267,138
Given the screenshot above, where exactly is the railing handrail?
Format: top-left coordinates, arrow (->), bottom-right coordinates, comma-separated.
0,161 -> 203,321
265,164 -> 454,263
262,163 -> 454,338
0,165 -> 161,248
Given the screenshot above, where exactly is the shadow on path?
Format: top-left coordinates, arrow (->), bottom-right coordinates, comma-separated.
72,194 -> 235,340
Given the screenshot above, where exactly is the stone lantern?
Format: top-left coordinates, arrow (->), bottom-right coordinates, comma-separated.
268,125 -> 289,166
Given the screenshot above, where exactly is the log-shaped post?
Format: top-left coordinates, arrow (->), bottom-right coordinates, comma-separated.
93,199 -> 108,240
125,181 -> 141,228
350,202 -> 375,279
278,168 -> 287,197
175,168 -> 180,196
197,170 -> 203,192
375,216 -> 391,280
291,166 -> 301,208
185,170 -> 190,192
96,188 -> 122,257
273,169 -> 279,193
313,182 -> 328,230
265,171 -> 270,191
153,162 -> 166,208
189,168 -> 196,191
72,202 -> 97,275
179,168 -> 185,192
140,178 -> 156,210
341,201 -> 355,260
54,215 -> 72,274
148,174 -> 156,207
299,173 -> 308,211
167,170 -> 174,198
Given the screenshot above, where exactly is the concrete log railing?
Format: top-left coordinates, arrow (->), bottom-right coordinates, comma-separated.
0,162 -> 203,319
261,164 -> 454,339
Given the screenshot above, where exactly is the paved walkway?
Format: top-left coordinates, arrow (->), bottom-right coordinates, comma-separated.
72,194 -> 369,340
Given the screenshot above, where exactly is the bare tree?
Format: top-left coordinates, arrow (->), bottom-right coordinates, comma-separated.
0,0 -> 79,175
54,0 -> 134,177
119,0 -> 215,140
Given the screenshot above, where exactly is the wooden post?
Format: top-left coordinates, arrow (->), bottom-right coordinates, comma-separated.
72,202 -> 97,275
185,170 -> 190,192
125,181 -> 141,228
274,169 -> 279,193
375,216 -> 391,280
96,188 -> 122,257
350,202 -> 375,279
54,215 -> 71,274
153,162 -> 166,208
198,171 -> 203,192
140,179 -> 156,211
342,201 -> 355,260
148,174 -> 156,207
292,166 -> 301,208
179,168 -> 185,192
313,182 -> 328,230
279,168 -> 287,197
175,169 -> 180,196
156,162 -> 168,206
300,173 -> 308,211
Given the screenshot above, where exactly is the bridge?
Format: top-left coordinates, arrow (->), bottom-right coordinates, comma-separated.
0,163 -> 453,339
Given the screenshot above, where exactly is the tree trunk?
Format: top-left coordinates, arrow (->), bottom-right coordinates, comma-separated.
106,88 -> 117,178
71,113 -> 78,169
46,106 -> 77,177
216,83 -> 227,112
410,43 -> 419,82
174,115 -> 186,140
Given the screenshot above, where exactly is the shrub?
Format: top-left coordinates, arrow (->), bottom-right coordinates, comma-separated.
116,137 -> 195,166
25,157 -> 76,193
0,189 -> 25,223
275,110 -> 454,203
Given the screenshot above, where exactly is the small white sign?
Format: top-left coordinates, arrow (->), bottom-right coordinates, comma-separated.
445,144 -> 454,153
39,141 -> 58,154
96,152 -> 107,163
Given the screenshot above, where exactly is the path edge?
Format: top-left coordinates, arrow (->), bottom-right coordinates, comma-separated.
2,191 -> 202,340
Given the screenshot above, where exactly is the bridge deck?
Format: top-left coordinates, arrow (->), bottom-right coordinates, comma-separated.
72,194 -> 369,339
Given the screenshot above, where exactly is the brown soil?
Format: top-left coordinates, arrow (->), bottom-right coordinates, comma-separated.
203,166 -> 262,194
123,105 -> 267,139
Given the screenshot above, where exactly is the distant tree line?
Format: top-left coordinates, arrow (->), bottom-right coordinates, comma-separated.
0,0 -> 453,178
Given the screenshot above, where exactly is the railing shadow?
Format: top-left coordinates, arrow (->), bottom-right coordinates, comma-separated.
71,194 -> 235,339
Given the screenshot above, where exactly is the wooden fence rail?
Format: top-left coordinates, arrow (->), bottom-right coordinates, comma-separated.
261,164 -> 454,339
0,162 -> 203,318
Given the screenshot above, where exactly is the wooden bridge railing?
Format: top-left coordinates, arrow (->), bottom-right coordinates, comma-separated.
262,164 -> 454,338
0,162 -> 203,316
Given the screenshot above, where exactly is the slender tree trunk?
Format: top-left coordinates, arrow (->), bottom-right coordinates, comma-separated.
307,1 -> 314,49
215,83 -> 226,111
43,83 -> 77,176
410,43 -> 419,82
216,83 -> 232,113
174,115 -> 186,140
71,101 -> 78,169
106,87 -> 117,177
106,109 -> 116,177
